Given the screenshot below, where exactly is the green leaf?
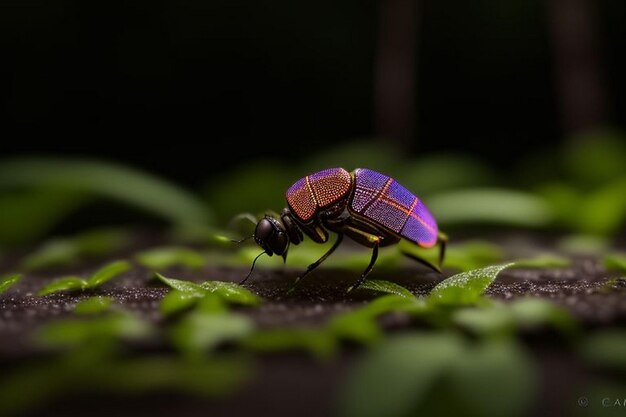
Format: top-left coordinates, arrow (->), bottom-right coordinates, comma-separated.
329,295 -> 421,345
160,290 -> 205,315
427,188 -> 554,228
0,273 -> 21,294
604,253 -> 626,273
401,153 -> 494,195
0,188 -> 88,246
579,329 -> 626,371
37,260 -> 130,296
508,298 -> 577,335
558,234 -> 609,254
93,355 -> 252,396
171,310 -> 254,356
0,157 -> 211,228
0,355 -> 252,416
154,273 -> 205,294
155,273 -> 262,306
38,276 -> 87,296
85,260 -> 131,287
510,255 -> 571,269
198,281 -> 261,306
20,229 -> 131,271
243,328 -> 337,360
337,335 -> 537,417
577,178 -> 626,235
72,228 -> 131,257
35,313 -> 153,349
21,239 -> 81,271
452,305 -> 515,336
562,129 -> 626,185
428,263 -> 514,306
205,160 -> 292,223
136,247 -> 207,270
337,333 -> 465,417
74,297 -> 113,315
358,280 -> 414,299
448,341 -> 537,417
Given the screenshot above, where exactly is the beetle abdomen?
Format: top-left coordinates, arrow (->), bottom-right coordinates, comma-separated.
286,167 -> 352,222
349,168 -> 438,247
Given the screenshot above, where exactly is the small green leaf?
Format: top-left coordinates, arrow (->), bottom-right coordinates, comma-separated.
171,310 -> 254,356
160,290 -> 204,315
428,263 -> 514,306
243,328 -> 337,359
337,333 -> 465,417
510,255 -> 571,269
136,247 -> 207,270
329,295 -> 420,345
452,305 -> 515,336
199,281 -> 261,306
94,355 -> 252,396
449,341 -> 537,417
21,240 -> 80,270
155,273 -> 262,306
0,273 -> 21,294
558,234 -> 609,254
20,229 -> 131,271
427,188 -> 554,228
154,273 -> 205,293
604,253 -> 626,273
85,260 -> 131,288
35,313 -> 153,349
37,261 -> 130,296
579,329 -> 626,371
74,296 -> 113,315
0,188 -> 88,246
358,280 -> 414,299
38,276 -> 87,296
509,298 -> 577,335
72,228 -> 131,257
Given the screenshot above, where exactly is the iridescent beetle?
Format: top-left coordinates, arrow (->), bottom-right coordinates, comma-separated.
241,167 -> 447,291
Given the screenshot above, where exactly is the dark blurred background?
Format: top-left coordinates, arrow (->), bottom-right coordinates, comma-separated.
2,0 -> 625,186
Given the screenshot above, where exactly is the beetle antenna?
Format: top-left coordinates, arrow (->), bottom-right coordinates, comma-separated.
228,213 -> 258,231
240,251 -> 266,284
231,235 -> 253,244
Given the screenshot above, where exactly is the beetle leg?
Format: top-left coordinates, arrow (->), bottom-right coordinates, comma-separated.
399,249 -> 441,273
288,233 -> 344,293
437,232 -> 448,269
347,239 -> 380,293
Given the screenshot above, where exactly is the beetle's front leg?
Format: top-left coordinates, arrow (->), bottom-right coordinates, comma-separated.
287,233 -> 344,293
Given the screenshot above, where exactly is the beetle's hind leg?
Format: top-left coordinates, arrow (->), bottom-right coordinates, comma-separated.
399,249 -> 441,273
346,240 -> 380,293
437,232 -> 448,269
399,232 -> 448,273
287,233 -> 344,293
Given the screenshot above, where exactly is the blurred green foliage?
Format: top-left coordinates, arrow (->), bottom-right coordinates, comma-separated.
0,273 -> 21,294
0,157 -> 211,246
337,334 -> 536,417
1,130 -> 626,416
1,129 -> 626,249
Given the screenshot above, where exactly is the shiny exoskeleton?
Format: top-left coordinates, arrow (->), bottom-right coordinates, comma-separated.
243,167 -> 447,291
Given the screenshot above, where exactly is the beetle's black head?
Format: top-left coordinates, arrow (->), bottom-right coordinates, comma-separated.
254,215 -> 289,257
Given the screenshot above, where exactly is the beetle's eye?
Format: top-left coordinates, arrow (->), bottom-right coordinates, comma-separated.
255,219 -> 274,241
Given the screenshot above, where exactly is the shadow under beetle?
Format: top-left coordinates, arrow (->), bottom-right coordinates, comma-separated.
240,167 -> 447,292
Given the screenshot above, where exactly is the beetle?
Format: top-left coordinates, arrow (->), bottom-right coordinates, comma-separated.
240,167 -> 447,291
